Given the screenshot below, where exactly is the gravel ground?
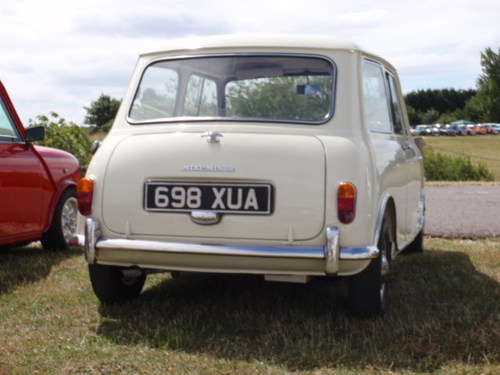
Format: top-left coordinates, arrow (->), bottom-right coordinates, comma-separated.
425,184 -> 500,238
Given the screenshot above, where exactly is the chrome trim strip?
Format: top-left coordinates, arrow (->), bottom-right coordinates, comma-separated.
96,238 -> 324,259
94,238 -> 379,261
339,245 -> 380,259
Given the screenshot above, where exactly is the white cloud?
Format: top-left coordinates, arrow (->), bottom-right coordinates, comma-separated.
0,0 -> 499,124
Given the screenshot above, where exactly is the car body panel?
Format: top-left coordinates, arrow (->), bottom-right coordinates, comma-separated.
101,131 -> 326,241
0,141 -> 46,240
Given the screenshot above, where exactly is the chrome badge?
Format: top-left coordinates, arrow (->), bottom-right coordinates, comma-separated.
182,165 -> 236,172
201,131 -> 223,143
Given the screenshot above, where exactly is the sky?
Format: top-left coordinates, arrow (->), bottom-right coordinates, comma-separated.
1,0 -> 499,125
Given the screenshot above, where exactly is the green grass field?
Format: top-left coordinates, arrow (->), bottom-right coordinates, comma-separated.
423,135 -> 500,181
1,238 -> 499,374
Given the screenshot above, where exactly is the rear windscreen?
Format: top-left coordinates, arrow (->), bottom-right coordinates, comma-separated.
129,55 -> 335,124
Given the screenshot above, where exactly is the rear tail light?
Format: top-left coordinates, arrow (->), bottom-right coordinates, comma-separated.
77,178 -> 94,216
337,182 -> 357,224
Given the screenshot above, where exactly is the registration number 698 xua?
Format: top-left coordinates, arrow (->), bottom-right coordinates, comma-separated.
144,182 -> 272,215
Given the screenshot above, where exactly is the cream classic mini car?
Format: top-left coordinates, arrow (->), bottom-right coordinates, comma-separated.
75,35 -> 424,318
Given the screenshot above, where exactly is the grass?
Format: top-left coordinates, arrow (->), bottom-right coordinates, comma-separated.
423,135 -> 500,181
424,148 -> 494,181
1,238 -> 499,374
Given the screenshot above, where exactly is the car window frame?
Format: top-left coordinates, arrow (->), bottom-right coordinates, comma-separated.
385,71 -> 407,136
362,58 -> 409,137
127,53 -> 338,126
362,59 -> 393,134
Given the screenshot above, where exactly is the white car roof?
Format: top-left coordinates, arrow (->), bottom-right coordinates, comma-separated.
140,34 -> 363,57
138,34 -> 397,72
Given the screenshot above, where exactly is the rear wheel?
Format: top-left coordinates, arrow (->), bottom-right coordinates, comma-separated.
348,216 -> 392,318
88,264 -> 146,303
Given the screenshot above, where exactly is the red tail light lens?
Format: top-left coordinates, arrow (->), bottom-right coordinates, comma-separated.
77,178 -> 94,216
337,182 -> 357,224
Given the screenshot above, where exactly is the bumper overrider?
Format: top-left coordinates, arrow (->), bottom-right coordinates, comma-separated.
72,218 -> 379,276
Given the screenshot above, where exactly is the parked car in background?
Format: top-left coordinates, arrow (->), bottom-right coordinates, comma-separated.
449,124 -> 466,136
474,124 -> 486,135
480,123 -> 499,135
0,80 -> 81,250
415,124 -> 441,136
435,124 -> 454,136
75,35 -> 425,318
410,127 -> 420,136
491,124 -> 500,134
465,124 -> 476,135
415,125 -> 432,136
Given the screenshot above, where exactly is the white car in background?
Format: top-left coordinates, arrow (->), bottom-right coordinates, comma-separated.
75,35 -> 425,318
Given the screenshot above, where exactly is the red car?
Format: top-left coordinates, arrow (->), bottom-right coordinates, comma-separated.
0,80 -> 81,249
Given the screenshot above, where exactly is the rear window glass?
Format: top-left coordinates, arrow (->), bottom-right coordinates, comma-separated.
129,55 -> 335,124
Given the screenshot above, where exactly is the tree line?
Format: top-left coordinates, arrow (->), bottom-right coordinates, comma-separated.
405,88 -> 477,125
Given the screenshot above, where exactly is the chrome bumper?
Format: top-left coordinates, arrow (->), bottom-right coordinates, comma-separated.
73,218 -> 379,276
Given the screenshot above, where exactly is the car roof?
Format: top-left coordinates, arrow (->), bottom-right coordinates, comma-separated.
139,34 -> 397,74
141,34 -> 361,56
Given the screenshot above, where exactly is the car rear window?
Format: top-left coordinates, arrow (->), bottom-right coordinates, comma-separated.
129,55 -> 335,124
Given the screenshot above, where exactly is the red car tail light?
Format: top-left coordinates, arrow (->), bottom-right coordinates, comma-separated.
337,182 -> 357,224
77,178 -> 94,216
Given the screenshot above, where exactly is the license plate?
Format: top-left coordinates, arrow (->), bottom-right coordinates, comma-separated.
144,182 -> 273,214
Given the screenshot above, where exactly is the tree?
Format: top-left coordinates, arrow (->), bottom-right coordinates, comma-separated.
420,108 -> 440,124
437,108 -> 464,124
84,94 -> 121,132
405,105 -> 422,125
404,88 -> 476,125
405,88 -> 476,115
467,47 -> 500,122
226,76 -> 332,122
29,112 -> 92,168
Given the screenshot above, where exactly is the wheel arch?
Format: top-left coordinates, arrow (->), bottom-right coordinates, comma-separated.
374,194 -> 397,249
43,181 -> 77,233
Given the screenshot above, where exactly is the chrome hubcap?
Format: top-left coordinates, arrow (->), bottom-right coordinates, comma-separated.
62,197 -> 78,243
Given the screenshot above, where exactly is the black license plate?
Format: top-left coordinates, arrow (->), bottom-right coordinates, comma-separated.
145,182 -> 272,214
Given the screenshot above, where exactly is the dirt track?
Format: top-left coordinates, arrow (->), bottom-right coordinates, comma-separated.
425,184 -> 500,238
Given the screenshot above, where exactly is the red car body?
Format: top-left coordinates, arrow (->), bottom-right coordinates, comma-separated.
0,80 -> 81,248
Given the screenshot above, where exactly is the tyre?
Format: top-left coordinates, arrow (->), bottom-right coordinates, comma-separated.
41,188 -> 78,250
348,216 -> 392,318
88,264 -> 146,303
403,229 -> 424,254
